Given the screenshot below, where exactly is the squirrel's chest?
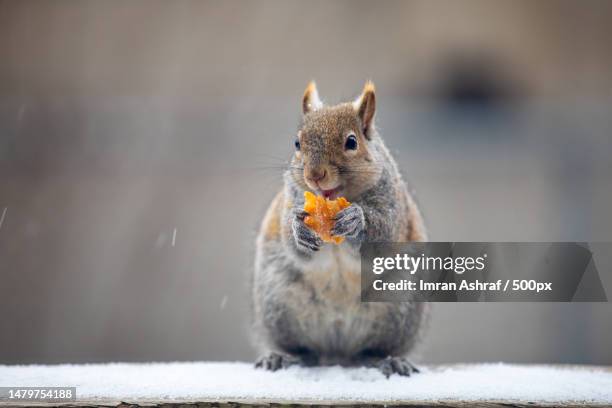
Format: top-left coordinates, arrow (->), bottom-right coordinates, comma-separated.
302,244 -> 361,304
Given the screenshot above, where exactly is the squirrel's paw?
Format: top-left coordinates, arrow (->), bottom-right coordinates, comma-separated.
376,356 -> 420,378
292,209 -> 323,253
255,352 -> 299,371
332,204 -> 365,238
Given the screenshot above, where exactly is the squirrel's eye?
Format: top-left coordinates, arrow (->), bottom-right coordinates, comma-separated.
345,134 -> 358,150
294,139 -> 300,151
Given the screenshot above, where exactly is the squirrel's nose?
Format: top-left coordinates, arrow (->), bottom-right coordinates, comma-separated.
307,168 -> 327,183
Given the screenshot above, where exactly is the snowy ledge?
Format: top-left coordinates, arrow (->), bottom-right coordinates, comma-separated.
1,362 -> 611,407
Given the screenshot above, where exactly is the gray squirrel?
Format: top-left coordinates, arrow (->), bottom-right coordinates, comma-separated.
252,81 -> 428,377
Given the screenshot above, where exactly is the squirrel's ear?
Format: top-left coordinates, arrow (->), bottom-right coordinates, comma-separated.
353,81 -> 376,139
302,81 -> 323,115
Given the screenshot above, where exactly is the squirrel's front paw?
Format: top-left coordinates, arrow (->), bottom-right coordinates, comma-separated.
332,204 -> 365,239
292,210 -> 323,253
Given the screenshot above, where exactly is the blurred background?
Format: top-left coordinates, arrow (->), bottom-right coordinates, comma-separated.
1,0 -> 611,365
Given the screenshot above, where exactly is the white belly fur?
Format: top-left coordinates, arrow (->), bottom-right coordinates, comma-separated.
305,244 -> 361,300
293,243 -> 380,356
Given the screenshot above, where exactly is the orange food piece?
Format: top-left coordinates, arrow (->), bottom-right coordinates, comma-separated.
303,191 -> 351,244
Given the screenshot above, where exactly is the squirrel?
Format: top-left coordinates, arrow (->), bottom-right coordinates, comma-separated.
252,81 -> 428,377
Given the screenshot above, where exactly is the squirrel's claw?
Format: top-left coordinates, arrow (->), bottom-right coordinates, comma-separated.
294,209 -> 309,221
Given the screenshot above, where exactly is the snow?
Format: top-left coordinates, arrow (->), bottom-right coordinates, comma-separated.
1,362 -> 611,403
0,207 -> 7,230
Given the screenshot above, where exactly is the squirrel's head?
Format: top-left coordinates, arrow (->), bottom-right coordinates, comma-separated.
289,81 -> 382,201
